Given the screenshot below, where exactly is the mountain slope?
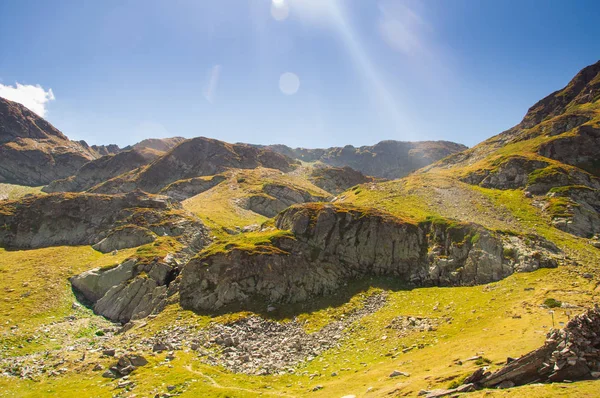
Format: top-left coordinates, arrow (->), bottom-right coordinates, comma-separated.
43,148 -> 163,193
90,137 -> 300,194
0,97 -> 99,185
1,62 -> 600,398
418,60 -> 600,238
262,140 -> 467,179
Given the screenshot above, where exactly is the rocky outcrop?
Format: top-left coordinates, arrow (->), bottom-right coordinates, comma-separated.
102,354 -> 148,379
71,259 -> 137,302
92,225 -> 157,253
179,204 -> 560,311
0,97 -> 99,186
43,148 -> 162,193
242,183 -> 330,217
263,141 -> 467,179
72,254 -> 187,323
463,306 -> 600,389
462,156 -> 549,190
90,143 -> 121,156
158,175 -> 227,201
538,124 -> 600,176
547,186 -> 600,238
0,190 -> 208,251
91,137 -> 299,194
309,166 -> 375,195
520,60 -> 600,129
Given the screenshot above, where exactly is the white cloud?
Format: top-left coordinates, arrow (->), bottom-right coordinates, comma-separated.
0,82 -> 55,117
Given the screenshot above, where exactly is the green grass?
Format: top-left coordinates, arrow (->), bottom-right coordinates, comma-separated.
197,229 -> 295,258
0,183 -> 44,201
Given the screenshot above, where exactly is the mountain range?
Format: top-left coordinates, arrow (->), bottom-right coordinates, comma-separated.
0,61 -> 599,397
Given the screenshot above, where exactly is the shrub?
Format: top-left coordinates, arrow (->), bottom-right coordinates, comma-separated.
544,298 -> 562,308
475,357 -> 492,366
503,247 -> 517,260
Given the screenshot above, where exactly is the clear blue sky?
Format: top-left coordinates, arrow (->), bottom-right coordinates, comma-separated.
1,0 -> 599,148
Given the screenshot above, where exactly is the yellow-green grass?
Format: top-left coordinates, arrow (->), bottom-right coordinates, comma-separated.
0,184 -> 44,201
2,265 -> 598,397
0,246 -> 137,332
183,167 -> 330,237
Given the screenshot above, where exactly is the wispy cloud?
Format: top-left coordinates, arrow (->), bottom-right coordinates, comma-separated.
204,65 -> 222,104
0,82 -> 55,117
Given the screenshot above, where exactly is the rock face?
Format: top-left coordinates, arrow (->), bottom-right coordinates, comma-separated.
0,191 -> 208,251
0,97 -> 99,185
91,137 -> 299,194
263,141 -> 467,180
465,306 -> 600,388
537,124 -> 600,176
309,166 -> 375,195
179,204 -> 560,311
548,186 -> 600,238
158,175 -> 227,201
520,60 -> 600,129
242,183 -> 330,217
72,251 -> 202,323
43,148 -> 162,193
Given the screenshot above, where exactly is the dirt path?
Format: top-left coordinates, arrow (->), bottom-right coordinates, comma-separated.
184,365 -> 296,397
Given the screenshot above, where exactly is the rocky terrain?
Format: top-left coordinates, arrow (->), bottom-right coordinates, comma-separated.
422,306 -> 600,397
263,140 -> 467,179
308,165 -> 376,195
43,147 -> 163,193
420,60 -> 600,239
180,203 -> 561,311
1,60 -> 600,398
90,137 -> 300,194
0,190 -> 208,251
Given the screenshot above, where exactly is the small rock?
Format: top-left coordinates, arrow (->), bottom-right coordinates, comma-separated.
167,385 -> 176,391
312,385 -> 323,391
102,370 -> 117,379
389,370 -> 409,378
129,355 -> 148,367
497,380 -> 515,389
102,349 -> 116,357
93,364 -> 104,371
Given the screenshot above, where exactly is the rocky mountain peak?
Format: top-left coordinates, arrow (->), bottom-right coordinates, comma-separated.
521,60 -> 600,128
0,97 -> 68,144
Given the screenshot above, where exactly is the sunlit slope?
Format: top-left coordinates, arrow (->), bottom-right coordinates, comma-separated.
182,167 -> 331,234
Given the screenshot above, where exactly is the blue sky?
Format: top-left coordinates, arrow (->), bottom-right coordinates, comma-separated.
1,0 -> 599,148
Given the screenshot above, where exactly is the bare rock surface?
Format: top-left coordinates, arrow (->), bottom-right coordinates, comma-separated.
180,203 -> 561,311
242,182 -> 330,217
0,190 -> 207,251
309,166 -> 376,195
158,174 -> 226,201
